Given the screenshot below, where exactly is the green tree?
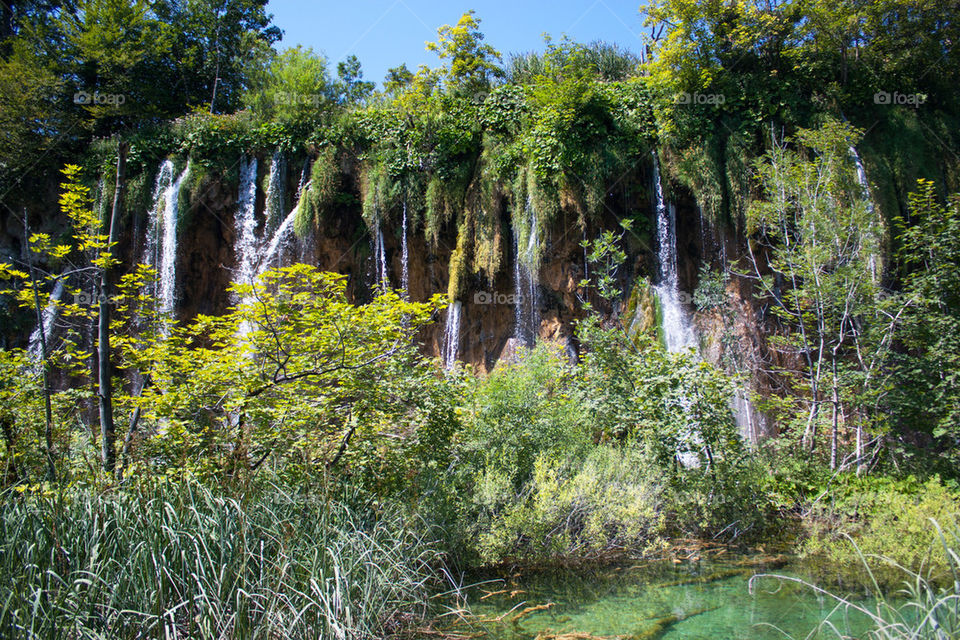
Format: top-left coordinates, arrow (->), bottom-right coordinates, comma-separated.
746,121 -> 893,470
425,10 -> 503,97
888,181 -> 960,465
335,54 -> 374,105
130,265 -> 443,477
244,45 -> 332,121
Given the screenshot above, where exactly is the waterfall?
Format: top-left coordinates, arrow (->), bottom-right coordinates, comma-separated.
141,160 -> 190,319
849,145 -> 879,282
261,204 -> 298,269
28,279 -> 65,359
264,151 -> 286,235
234,157 -> 259,338
372,213 -> 388,289
234,156 -> 259,288
443,301 -> 462,370
261,173 -> 311,271
401,198 -> 409,298
514,197 -> 540,346
651,153 -> 697,352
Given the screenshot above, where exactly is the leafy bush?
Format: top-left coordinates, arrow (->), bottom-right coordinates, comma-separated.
803,475 -> 960,580
477,445 -> 665,561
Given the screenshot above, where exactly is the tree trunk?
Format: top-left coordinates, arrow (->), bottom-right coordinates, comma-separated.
24,211 -> 56,481
98,144 -> 126,473
830,363 -> 839,471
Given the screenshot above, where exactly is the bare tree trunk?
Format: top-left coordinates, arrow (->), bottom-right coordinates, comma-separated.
24,211 -> 56,481
117,375 -> 149,481
98,144 -> 126,473
830,361 -> 839,471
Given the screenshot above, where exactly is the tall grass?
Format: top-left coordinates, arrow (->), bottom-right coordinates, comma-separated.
751,522 -> 960,639
0,480 -> 440,639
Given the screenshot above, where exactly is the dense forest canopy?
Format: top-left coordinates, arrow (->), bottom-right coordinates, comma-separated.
1,2 -> 960,639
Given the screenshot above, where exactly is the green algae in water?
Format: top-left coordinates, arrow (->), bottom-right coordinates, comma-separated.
451,556 -> 879,640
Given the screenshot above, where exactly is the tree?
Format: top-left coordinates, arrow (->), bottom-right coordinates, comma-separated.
746,121 -> 894,470
131,265 -> 444,476
383,63 -> 414,96
425,10 -> 503,97
243,45 -> 332,121
335,54 -> 374,105
887,181 -> 960,465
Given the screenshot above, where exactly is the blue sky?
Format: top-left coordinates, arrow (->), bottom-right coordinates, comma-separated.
266,1 -> 650,87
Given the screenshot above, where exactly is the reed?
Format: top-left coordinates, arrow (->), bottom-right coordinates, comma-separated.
0,480 -> 440,639
750,522 -> 960,639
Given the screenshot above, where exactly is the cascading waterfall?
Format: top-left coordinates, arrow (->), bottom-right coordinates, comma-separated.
849,145 -> 879,282
371,202 -> 389,290
651,153 -> 697,352
261,166 -> 311,271
234,157 -> 259,288
141,160 -> 190,319
514,197 -> 540,347
264,151 -> 286,235
234,157 -> 259,338
653,155 -> 761,442
261,199 -> 301,269
443,300 -> 462,370
28,279 -> 65,359
401,198 -> 409,298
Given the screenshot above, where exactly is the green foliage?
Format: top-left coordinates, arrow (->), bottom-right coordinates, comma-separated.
803,475 -> 960,581
296,146 -> 341,234
425,10 -> 503,97
132,264 -> 443,478
887,181 -> 960,461
747,121 -> 889,466
693,264 -> 728,312
0,479 -> 439,639
244,45 -> 332,122
478,445 -> 665,561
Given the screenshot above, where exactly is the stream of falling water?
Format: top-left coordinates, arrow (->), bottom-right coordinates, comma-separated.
139,160 -> 191,324
401,198 -> 409,298
514,197 -> 540,347
28,279 -> 65,359
443,300 -> 462,370
264,151 -> 286,236
373,216 -> 388,290
849,145 -> 879,283
651,153 -> 697,352
234,156 -> 259,338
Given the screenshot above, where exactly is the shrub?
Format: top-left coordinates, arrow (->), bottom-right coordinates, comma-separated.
802,475 -> 960,581
477,445 -> 666,561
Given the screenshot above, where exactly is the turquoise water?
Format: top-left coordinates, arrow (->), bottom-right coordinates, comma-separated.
443,555 -> 878,639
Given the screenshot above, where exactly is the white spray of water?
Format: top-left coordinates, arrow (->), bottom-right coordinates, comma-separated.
651,153 -> 697,352
514,198 -> 540,346
264,151 -> 285,235
234,157 -> 259,337
443,300 -> 462,370
849,145 -> 879,283
140,160 -> 191,321
401,198 -> 409,299
28,279 -> 65,359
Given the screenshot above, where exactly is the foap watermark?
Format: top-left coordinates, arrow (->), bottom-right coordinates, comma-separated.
674,92 -> 725,105
74,292 -> 118,306
73,90 -> 125,106
873,91 -> 926,107
275,92 -> 324,108
474,291 -> 521,305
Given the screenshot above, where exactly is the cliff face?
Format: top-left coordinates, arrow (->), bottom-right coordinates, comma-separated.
10,152 -> 775,437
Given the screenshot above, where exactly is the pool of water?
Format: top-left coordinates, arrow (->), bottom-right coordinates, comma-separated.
441,554 -> 878,639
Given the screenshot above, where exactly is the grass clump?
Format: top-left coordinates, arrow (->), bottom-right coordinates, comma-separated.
0,479 -> 440,639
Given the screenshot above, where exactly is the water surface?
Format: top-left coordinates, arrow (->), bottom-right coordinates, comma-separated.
446,555 -> 876,639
